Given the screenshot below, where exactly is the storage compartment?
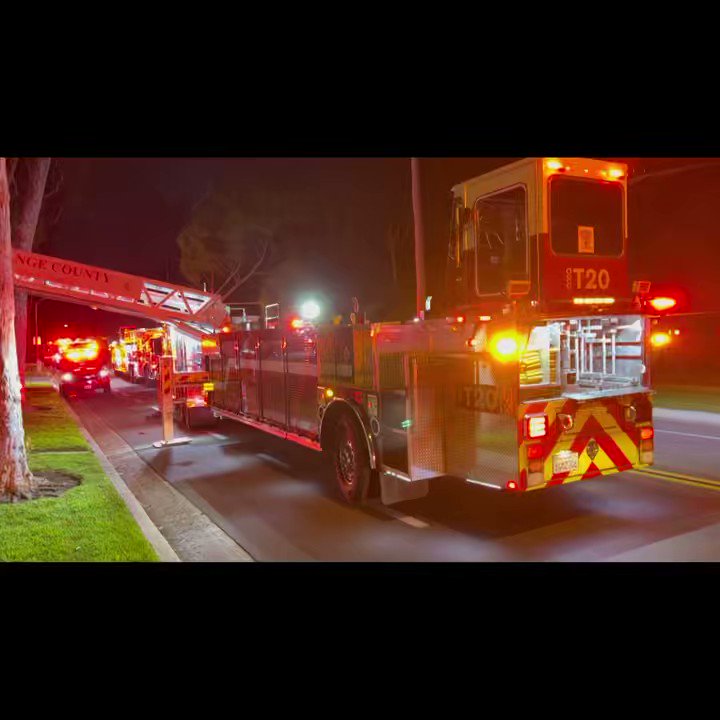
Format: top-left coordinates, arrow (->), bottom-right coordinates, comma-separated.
522,314 -> 649,400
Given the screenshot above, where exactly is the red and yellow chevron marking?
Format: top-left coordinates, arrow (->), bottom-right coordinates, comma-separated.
518,394 -> 651,491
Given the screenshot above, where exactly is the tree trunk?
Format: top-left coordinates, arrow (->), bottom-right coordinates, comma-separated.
0,158 -> 34,500
12,158 -> 51,383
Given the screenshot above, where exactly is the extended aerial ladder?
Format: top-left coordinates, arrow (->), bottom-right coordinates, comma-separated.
13,248 -> 230,446
13,249 -> 228,334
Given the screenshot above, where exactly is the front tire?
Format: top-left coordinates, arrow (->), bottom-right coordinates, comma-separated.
332,414 -> 371,505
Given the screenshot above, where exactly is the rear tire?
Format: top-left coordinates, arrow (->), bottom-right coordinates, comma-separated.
332,414 -> 371,505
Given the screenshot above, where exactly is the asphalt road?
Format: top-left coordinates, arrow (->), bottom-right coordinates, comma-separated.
70,377 -> 720,561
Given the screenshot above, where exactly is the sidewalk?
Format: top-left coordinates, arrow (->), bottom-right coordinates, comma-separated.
74,399 -> 253,561
24,365 -> 252,562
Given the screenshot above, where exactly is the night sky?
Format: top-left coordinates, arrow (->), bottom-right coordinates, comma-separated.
32,157 -> 720,346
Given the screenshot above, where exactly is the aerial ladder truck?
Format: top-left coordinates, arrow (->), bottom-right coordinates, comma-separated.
13,158 -> 669,507
207,158 -> 663,506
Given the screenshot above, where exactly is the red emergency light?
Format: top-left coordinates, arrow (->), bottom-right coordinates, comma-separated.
648,296 -> 677,313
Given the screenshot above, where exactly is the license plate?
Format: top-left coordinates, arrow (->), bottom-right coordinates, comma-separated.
553,450 -> 579,475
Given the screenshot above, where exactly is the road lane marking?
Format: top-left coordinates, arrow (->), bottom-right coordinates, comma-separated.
205,432 -> 228,441
631,468 -> 720,492
396,515 -> 430,529
635,467 -> 720,485
256,453 -> 292,471
378,506 -> 430,528
655,428 -> 720,441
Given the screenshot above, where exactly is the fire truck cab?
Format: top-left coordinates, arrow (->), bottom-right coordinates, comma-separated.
209,158 -> 654,506
443,157 -> 653,493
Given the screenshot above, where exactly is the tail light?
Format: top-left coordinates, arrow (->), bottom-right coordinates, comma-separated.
524,414 -> 548,439
640,425 -> 654,464
527,444 -> 544,460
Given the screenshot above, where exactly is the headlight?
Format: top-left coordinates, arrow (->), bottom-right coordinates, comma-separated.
61,372 -> 74,382
99,369 -> 110,378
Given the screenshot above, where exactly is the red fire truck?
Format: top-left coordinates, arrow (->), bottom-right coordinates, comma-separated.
12,158 -> 665,509
207,158 -> 657,505
135,327 -> 166,383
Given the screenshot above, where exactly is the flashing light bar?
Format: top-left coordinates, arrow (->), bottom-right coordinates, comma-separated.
545,159 -> 625,180
572,297 -> 616,305
601,167 -> 626,180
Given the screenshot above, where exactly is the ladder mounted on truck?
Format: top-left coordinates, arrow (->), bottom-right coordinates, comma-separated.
13,249 -> 229,333
13,248 -> 231,448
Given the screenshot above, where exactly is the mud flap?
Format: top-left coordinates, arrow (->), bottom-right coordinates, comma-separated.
380,472 -> 429,505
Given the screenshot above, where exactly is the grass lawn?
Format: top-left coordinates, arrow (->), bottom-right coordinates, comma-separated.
653,384 -> 720,414
0,387 -> 158,562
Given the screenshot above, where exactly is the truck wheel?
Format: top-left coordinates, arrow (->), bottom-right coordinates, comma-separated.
103,385 -> 112,394
332,414 -> 371,505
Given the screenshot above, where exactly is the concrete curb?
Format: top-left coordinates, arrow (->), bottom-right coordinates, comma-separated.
61,399 -> 181,562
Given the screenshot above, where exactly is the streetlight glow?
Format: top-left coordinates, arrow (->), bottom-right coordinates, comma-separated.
300,300 -> 321,321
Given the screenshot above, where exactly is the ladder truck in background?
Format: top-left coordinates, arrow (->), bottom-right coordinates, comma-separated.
13,248 -> 230,435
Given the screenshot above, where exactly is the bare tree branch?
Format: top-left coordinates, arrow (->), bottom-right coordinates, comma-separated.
43,160 -> 63,200
220,238 -> 271,300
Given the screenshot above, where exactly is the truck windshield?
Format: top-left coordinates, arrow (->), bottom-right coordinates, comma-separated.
550,177 -> 624,257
